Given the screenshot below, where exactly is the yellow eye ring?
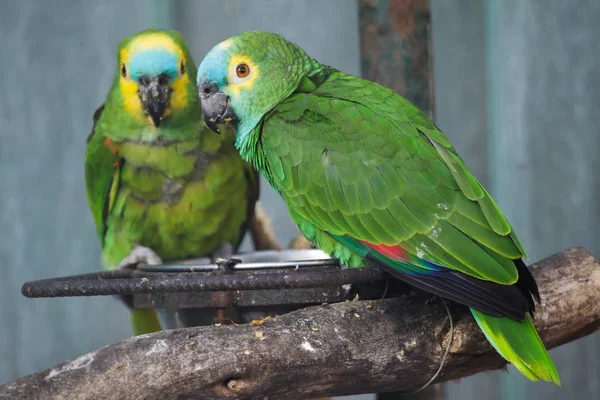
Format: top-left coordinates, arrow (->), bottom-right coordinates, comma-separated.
121,63 -> 127,78
180,60 -> 186,75
236,63 -> 250,78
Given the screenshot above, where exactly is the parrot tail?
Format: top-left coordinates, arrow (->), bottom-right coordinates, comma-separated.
130,308 -> 162,336
471,308 -> 561,385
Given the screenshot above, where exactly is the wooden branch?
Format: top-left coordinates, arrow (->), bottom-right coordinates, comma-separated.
288,233 -> 313,250
2,247 -> 599,400
248,201 -> 282,251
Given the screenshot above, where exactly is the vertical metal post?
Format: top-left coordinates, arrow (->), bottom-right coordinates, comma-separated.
359,0 -> 434,118
359,1 -> 443,399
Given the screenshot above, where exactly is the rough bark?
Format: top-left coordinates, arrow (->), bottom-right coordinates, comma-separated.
2,247 -> 599,400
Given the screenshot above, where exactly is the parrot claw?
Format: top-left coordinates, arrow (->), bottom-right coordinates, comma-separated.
212,242 -> 240,272
118,245 -> 163,270
215,257 -> 242,272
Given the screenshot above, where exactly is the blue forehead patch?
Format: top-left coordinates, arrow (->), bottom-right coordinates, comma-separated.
197,47 -> 229,87
129,50 -> 179,80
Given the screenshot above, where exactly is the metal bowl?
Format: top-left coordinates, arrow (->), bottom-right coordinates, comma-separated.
138,248 -> 338,272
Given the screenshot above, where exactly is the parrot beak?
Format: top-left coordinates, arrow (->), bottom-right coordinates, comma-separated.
198,82 -> 237,134
138,74 -> 170,127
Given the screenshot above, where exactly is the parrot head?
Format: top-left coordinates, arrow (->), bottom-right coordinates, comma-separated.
113,29 -> 198,128
197,31 -> 315,146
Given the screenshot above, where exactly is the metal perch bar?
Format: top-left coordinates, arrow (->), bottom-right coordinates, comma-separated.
21,266 -> 386,298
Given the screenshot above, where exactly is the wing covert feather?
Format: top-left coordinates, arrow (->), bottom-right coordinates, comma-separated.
262,73 -> 525,284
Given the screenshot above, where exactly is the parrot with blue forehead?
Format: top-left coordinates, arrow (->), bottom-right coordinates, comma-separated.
85,28 -> 259,335
196,31 -> 560,384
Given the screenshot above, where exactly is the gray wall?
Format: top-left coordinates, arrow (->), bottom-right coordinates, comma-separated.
1,1 -> 599,399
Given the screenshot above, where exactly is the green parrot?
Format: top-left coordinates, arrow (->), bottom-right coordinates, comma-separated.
85,29 -> 258,336
196,31 -> 560,384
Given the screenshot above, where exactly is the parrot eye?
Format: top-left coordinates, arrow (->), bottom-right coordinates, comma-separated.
236,63 -> 250,78
121,64 -> 127,78
180,61 -> 185,75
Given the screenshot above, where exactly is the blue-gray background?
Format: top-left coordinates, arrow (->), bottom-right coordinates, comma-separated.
1,1 -> 598,399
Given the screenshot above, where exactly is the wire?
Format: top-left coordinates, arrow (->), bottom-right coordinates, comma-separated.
409,298 -> 454,394
380,279 -> 389,300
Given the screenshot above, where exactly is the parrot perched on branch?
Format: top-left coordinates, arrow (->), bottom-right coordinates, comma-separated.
85,29 -> 258,335
196,31 -> 560,384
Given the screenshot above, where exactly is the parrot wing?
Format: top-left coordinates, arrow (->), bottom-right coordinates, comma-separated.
261,72 -> 536,320
85,105 -> 122,245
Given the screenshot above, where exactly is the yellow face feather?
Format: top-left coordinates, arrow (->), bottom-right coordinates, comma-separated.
122,33 -> 183,57
170,73 -> 190,111
119,77 -> 145,122
227,55 -> 260,99
118,33 -> 190,124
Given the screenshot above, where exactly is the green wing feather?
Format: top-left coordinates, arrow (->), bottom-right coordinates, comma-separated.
85,105 -> 121,245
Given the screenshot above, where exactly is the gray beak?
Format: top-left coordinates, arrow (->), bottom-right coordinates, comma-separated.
138,73 -> 170,127
198,82 -> 237,133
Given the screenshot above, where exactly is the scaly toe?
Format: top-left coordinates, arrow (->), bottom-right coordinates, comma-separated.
117,245 -> 163,270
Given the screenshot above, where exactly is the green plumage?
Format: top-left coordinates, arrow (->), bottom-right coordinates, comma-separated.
86,29 -> 258,335
197,31 -> 559,384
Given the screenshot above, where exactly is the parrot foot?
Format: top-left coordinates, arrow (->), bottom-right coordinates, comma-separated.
212,242 -> 241,272
118,245 -> 163,270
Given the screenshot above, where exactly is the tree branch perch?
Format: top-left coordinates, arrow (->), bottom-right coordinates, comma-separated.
2,247 -> 599,400
249,202 -> 283,251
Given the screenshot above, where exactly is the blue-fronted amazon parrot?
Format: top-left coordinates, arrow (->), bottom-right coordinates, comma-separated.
85,29 -> 259,336
195,31 -> 560,384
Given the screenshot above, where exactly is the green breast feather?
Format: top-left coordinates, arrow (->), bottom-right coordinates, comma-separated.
86,115 -> 257,268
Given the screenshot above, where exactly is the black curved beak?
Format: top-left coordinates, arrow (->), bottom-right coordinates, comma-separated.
198,82 -> 237,134
138,73 -> 170,127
